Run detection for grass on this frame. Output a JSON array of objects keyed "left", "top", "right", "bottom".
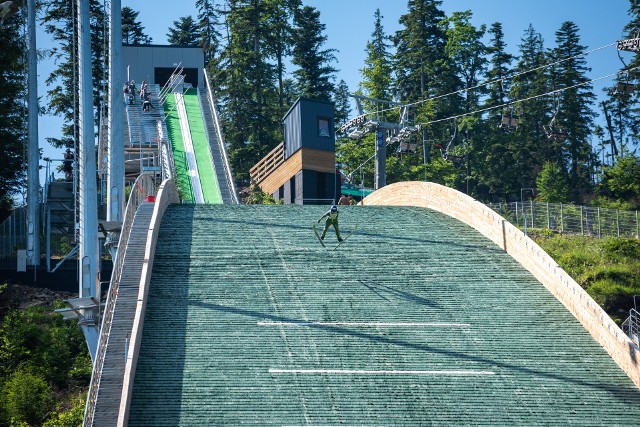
[{"left": 530, "top": 231, "right": 640, "bottom": 324}]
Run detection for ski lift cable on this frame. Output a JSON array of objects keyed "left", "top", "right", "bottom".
[
  {"left": 354, "top": 42, "right": 617, "bottom": 120},
  {"left": 420, "top": 66, "right": 640, "bottom": 127}
]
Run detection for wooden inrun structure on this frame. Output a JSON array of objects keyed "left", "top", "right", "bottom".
[{"left": 250, "top": 143, "right": 335, "bottom": 195}]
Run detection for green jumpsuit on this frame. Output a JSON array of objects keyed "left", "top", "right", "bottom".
[{"left": 319, "top": 209, "right": 342, "bottom": 241}]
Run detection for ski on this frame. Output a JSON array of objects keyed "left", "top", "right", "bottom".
[
  {"left": 312, "top": 224, "right": 326, "bottom": 247},
  {"left": 333, "top": 225, "right": 358, "bottom": 250}
]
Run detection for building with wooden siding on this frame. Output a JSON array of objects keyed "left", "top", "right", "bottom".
[{"left": 250, "top": 97, "right": 339, "bottom": 205}]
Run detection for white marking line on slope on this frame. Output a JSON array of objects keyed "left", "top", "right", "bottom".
[
  {"left": 283, "top": 425, "right": 391, "bottom": 427},
  {"left": 269, "top": 368, "right": 495, "bottom": 375},
  {"left": 257, "top": 321, "right": 470, "bottom": 327}
]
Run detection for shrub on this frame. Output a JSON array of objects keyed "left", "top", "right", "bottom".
[
  {"left": 602, "top": 237, "right": 640, "bottom": 260},
  {"left": 2, "top": 369, "right": 55, "bottom": 426},
  {"left": 42, "top": 395, "right": 85, "bottom": 427},
  {"left": 533, "top": 234, "right": 640, "bottom": 324}
]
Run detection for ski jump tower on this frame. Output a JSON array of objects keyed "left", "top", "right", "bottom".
[{"left": 250, "top": 98, "right": 339, "bottom": 204}]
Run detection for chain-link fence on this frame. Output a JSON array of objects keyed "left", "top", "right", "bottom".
[{"left": 487, "top": 201, "right": 640, "bottom": 238}]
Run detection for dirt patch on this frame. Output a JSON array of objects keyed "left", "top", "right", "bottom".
[{"left": 0, "top": 282, "right": 78, "bottom": 318}]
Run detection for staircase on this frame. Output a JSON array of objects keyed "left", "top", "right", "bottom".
[
  {"left": 124, "top": 84, "right": 170, "bottom": 180},
  {"left": 46, "top": 182, "right": 75, "bottom": 240},
  {"left": 198, "top": 87, "right": 235, "bottom": 204},
  {"left": 87, "top": 203, "right": 155, "bottom": 426}
]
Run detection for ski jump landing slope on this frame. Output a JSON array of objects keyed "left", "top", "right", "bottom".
[{"left": 125, "top": 185, "right": 640, "bottom": 426}]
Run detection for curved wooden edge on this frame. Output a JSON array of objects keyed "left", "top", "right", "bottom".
[
  {"left": 363, "top": 181, "right": 640, "bottom": 389},
  {"left": 118, "top": 179, "right": 180, "bottom": 426}
]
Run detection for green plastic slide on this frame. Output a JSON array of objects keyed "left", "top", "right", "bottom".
[
  {"left": 182, "top": 89, "right": 222, "bottom": 204},
  {"left": 164, "top": 94, "right": 194, "bottom": 203}
]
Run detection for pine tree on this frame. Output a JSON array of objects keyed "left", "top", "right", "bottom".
[
  {"left": 439, "top": 11, "right": 487, "bottom": 195},
  {"left": 392, "top": 0, "right": 458, "bottom": 190},
  {"left": 334, "top": 79, "right": 351, "bottom": 129},
  {"left": 121, "top": 7, "right": 152, "bottom": 45},
  {"left": 196, "top": 0, "right": 221, "bottom": 65},
  {"left": 359, "top": 9, "right": 393, "bottom": 103},
  {"left": 0, "top": 2, "right": 27, "bottom": 213},
  {"left": 485, "top": 23, "right": 513, "bottom": 109},
  {"left": 536, "top": 161, "right": 570, "bottom": 203},
  {"left": 218, "top": 0, "right": 281, "bottom": 184},
  {"left": 442, "top": 11, "right": 486, "bottom": 113},
  {"left": 475, "top": 22, "right": 516, "bottom": 200},
  {"left": 167, "top": 16, "right": 200, "bottom": 46},
  {"left": 550, "top": 21, "right": 596, "bottom": 202},
  {"left": 601, "top": 0, "right": 640, "bottom": 157},
  {"left": 263, "top": 0, "right": 301, "bottom": 112},
  {"left": 41, "top": 0, "right": 107, "bottom": 149},
  {"left": 393, "top": 0, "right": 447, "bottom": 103},
  {"left": 291, "top": 5, "right": 336, "bottom": 100},
  {"left": 509, "top": 25, "right": 552, "bottom": 195}
]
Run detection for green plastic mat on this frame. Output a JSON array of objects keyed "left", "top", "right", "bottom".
[
  {"left": 183, "top": 89, "right": 222, "bottom": 204},
  {"left": 163, "top": 94, "right": 194, "bottom": 203},
  {"left": 129, "top": 205, "right": 640, "bottom": 425}
]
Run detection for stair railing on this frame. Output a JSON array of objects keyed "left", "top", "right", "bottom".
[
  {"left": 157, "top": 118, "right": 175, "bottom": 181},
  {"left": 159, "top": 70, "right": 185, "bottom": 107},
  {"left": 622, "top": 308, "right": 639, "bottom": 346},
  {"left": 203, "top": 69, "right": 239, "bottom": 203},
  {"left": 83, "top": 173, "right": 156, "bottom": 427},
  {"left": 158, "top": 62, "right": 183, "bottom": 103}
]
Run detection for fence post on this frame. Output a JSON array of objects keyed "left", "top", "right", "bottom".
[
  {"left": 531, "top": 199, "right": 534, "bottom": 229},
  {"left": 580, "top": 206, "right": 584, "bottom": 236},
  {"left": 597, "top": 207, "right": 601, "bottom": 238},
  {"left": 560, "top": 203, "right": 564, "bottom": 233},
  {"left": 547, "top": 202, "right": 550, "bottom": 230},
  {"left": 616, "top": 209, "right": 620, "bottom": 237},
  {"left": 515, "top": 202, "right": 519, "bottom": 227},
  {"left": 636, "top": 210, "right": 639, "bottom": 239}
]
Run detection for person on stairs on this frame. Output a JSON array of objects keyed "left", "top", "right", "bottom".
[
  {"left": 317, "top": 205, "right": 343, "bottom": 242},
  {"left": 142, "top": 92, "right": 154, "bottom": 112}
]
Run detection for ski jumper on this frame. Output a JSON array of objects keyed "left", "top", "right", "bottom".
[{"left": 318, "top": 209, "right": 342, "bottom": 241}]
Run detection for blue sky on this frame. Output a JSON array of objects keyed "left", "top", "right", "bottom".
[{"left": 35, "top": 0, "right": 633, "bottom": 179}]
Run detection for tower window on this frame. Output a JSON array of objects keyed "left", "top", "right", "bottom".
[{"left": 318, "top": 117, "right": 331, "bottom": 137}]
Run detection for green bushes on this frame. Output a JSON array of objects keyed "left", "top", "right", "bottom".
[
  {"left": 2, "top": 370, "right": 55, "bottom": 426},
  {"left": 533, "top": 234, "right": 640, "bottom": 324},
  {"left": 0, "top": 293, "right": 90, "bottom": 427}
]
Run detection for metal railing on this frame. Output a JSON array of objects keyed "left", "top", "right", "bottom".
[
  {"left": 0, "top": 207, "right": 27, "bottom": 269},
  {"left": 158, "top": 63, "right": 184, "bottom": 105},
  {"left": 157, "top": 118, "right": 174, "bottom": 181},
  {"left": 203, "top": 69, "right": 239, "bottom": 204},
  {"left": 622, "top": 309, "right": 639, "bottom": 345},
  {"left": 487, "top": 201, "right": 640, "bottom": 238},
  {"left": 83, "top": 173, "right": 156, "bottom": 427}
]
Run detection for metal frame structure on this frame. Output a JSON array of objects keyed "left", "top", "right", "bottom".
[
  {"left": 77, "top": 0, "right": 100, "bottom": 359},
  {"left": 339, "top": 95, "right": 421, "bottom": 189},
  {"left": 26, "top": 0, "right": 39, "bottom": 267}
]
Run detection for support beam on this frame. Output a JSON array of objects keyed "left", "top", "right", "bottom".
[
  {"left": 375, "top": 129, "right": 386, "bottom": 189},
  {"left": 78, "top": 0, "right": 99, "bottom": 360},
  {"left": 107, "top": 0, "right": 124, "bottom": 258},
  {"left": 26, "top": 0, "right": 39, "bottom": 266}
]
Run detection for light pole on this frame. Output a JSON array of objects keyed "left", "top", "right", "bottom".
[{"left": 521, "top": 188, "right": 535, "bottom": 236}]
